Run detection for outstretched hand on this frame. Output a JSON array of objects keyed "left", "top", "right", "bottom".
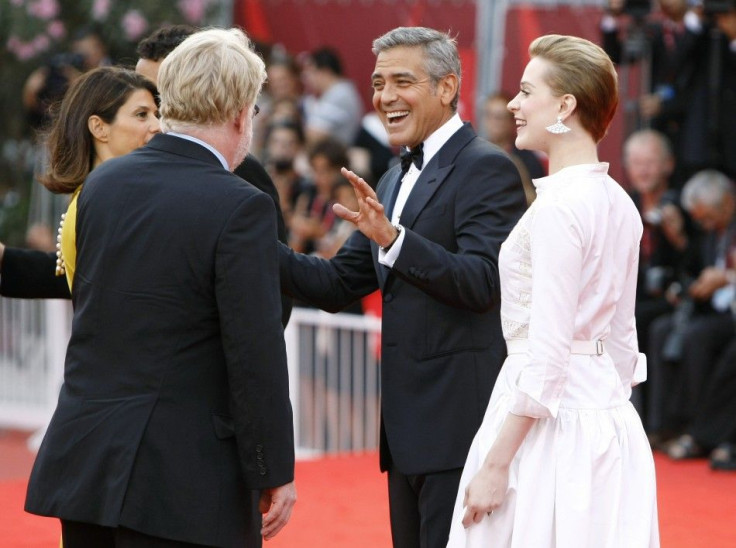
[
  {"left": 260, "top": 481, "right": 297, "bottom": 540},
  {"left": 334, "top": 167, "right": 398, "bottom": 248}
]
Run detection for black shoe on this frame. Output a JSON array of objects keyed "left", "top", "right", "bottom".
[{"left": 710, "top": 442, "right": 736, "bottom": 471}]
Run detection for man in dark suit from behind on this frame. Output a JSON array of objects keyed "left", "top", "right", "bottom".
[
  {"left": 24, "top": 28, "right": 296, "bottom": 548},
  {"left": 279, "top": 26, "right": 526, "bottom": 547},
  {"left": 1, "top": 23, "right": 293, "bottom": 326}
]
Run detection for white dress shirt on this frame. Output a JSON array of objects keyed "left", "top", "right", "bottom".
[{"left": 379, "top": 113, "right": 464, "bottom": 267}]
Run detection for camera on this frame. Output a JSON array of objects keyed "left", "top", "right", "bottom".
[
  {"left": 643, "top": 208, "right": 663, "bottom": 225},
  {"left": 47, "top": 52, "right": 86, "bottom": 72},
  {"left": 703, "top": 0, "right": 736, "bottom": 14},
  {"left": 623, "top": 0, "right": 652, "bottom": 18}
]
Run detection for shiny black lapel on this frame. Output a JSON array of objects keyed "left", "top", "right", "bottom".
[
  {"left": 375, "top": 166, "right": 404, "bottom": 288},
  {"left": 398, "top": 122, "right": 475, "bottom": 229}
]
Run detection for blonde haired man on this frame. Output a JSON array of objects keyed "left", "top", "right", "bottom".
[{"left": 25, "top": 28, "right": 296, "bottom": 547}]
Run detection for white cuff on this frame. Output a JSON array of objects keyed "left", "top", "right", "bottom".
[
  {"left": 378, "top": 224, "right": 406, "bottom": 268},
  {"left": 632, "top": 352, "right": 648, "bottom": 386}
]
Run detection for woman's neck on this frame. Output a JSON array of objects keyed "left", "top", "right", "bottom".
[{"left": 547, "top": 135, "right": 598, "bottom": 175}]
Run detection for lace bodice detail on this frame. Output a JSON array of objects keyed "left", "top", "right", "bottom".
[{"left": 499, "top": 199, "right": 538, "bottom": 341}]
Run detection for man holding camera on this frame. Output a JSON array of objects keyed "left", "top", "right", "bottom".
[{"left": 602, "top": 0, "right": 736, "bottom": 186}]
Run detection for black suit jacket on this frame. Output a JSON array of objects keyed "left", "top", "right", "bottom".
[
  {"left": 280, "top": 123, "right": 526, "bottom": 475},
  {"left": 24, "top": 134, "right": 294, "bottom": 547},
  {"left": 1, "top": 155, "right": 293, "bottom": 326}
]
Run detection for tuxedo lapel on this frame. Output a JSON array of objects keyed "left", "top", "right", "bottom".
[
  {"left": 397, "top": 164, "right": 453, "bottom": 229},
  {"left": 398, "top": 122, "right": 475, "bottom": 229},
  {"left": 376, "top": 167, "right": 404, "bottom": 288},
  {"left": 381, "top": 168, "right": 404, "bottom": 220}
]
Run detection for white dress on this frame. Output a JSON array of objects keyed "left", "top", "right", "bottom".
[{"left": 447, "top": 164, "right": 659, "bottom": 548}]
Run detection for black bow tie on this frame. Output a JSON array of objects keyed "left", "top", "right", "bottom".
[{"left": 400, "top": 143, "right": 424, "bottom": 174}]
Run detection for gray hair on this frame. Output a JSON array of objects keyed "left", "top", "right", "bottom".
[
  {"left": 623, "top": 129, "right": 673, "bottom": 163},
  {"left": 681, "top": 169, "right": 735, "bottom": 211},
  {"left": 159, "top": 28, "right": 266, "bottom": 130},
  {"left": 372, "top": 27, "right": 461, "bottom": 111}
]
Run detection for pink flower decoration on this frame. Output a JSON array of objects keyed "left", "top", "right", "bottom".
[
  {"left": 26, "top": 0, "right": 60, "bottom": 20},
  {"left": 6, "top": 36, "right": 37, "bottom": 60},
  {"left": 92, "top": 0, "right": 111, "bottom": 21},
  {"left": 178, "top": 0, "right": 209, "bottom": 24},
  {"left": 46, "top": 20, "right": 66, "bottom": 40},
  {"left": 121, "top": 9, "right": 149, "bottom": 42},
  {"left": 32, "top": 33, "right": 51, "bottom": 54}
]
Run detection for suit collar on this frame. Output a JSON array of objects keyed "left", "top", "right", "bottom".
[
  {"left": 419, "top": 113, "right": 464, "bottom": 168},
  {"left": 165, "top": 131, "right": 229, "bottom": 169},
  {"left": 435, "top": 122, "right": 476, "bottom": 167},
  {"left": 145, "top": 133, "right": 226, "bottom": 168}
]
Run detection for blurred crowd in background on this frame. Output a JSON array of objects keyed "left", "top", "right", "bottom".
[{"left": 2, "top": 0, "right": 736, "bottom": 469}]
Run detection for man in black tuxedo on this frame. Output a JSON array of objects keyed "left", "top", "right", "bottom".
[
  {"left": 24, "top": 28, "right": 295, "bottom": 547},
  {"left": 1, "top": 23, "right": 293, "bottom": 326},
  {"left": 279, "top": 27, "right": 526, "bottom": 547}
]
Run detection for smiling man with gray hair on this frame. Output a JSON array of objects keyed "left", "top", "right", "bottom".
[
  {"left": 24, "top": 27, "right": 296, "bottom": 547},
  {"left": 279, "top": 26, "right": 525, "bottom": 547}
]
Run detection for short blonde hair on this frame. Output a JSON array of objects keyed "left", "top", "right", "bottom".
[
  {"left": 158, "top": 27, "right": 266, "bottom": 129},
  {"left": 529, "top": 34, "right": 618, "bottom": 143}
]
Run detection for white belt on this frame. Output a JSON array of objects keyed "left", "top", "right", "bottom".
[{"left": 506, "top": 339, "right": 605, "bottom": 356}]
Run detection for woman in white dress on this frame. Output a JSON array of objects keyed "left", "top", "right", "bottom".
[{"left": 447, "top": 35, "right": 659, "bottom": 547}]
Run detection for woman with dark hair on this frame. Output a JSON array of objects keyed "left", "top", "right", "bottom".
[
  {"left": 1, "top": 66, "right": 159, "bottom": 291},
  {"left": 448, "top": 35, "right": 659, "bottom": 547}
]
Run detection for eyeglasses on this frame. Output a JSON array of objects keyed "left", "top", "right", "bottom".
[{"left": 253, "top": 104, "right": 260, "bottom": 117}]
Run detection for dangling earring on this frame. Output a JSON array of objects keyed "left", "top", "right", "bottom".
[{"left": 546, "top": 116, "right": 571, "bottom": 135}]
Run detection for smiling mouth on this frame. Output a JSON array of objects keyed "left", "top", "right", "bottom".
[{"left": 386, "top": 111, "right": 409, "bottom": 124}]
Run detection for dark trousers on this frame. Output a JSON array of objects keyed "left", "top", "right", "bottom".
[
  {"left": 690, "top": 338, "right": 736, "bottom": 448},
  {"left": 61, "top": 520, "right": 220, "bottom": 548},
  {"left": 387, "top": 464, "right": 463, "bottom": 548},
  {"left": 647, "top": 311, "right": 734, "bottom": 434}
]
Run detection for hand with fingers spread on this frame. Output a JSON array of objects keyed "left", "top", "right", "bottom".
[
  {"left": 260, "top": 481, "right": 297, "bottom": 540},
  {"left": 333, "top": 167, "right": 399, "bottom": 249}
]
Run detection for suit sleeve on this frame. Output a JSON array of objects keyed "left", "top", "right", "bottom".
[
  {"left": 215, "top": 191, "right": 294, "bottom": 489},
  {"left": 1, "top": 248, "right": 71, "bottom": 299},
  {"left": 392, "top": 150, "right": 526, "bottom": 313},
  {"left": 279, "top": 228, "right": 379, "bottom": 313},
  {"left": 511, "top": 201, "right": 583, "bottom": 419}
]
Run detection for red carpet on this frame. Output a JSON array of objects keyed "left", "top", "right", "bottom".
[{"left": 2, "top": 431, "right": 735, "bottom": 547}]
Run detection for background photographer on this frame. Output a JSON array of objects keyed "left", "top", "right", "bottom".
[
  {"left": 600, "top": 0, "right": 736, "bottom": 186},
  {"left": 646, "top": 169, "right": 736, "bottom": 446},
  {"left": 22, "top": 27, "right": 111, "bottom": 132},
  {"left": 702, "top": 0, "right": 736, "bottom": 179},
  {"left": 623, "top": 129, "right": 693, "bottom": 423}
]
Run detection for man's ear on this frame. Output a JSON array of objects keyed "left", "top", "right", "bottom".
[
  {"left": 88, "top": 115, "right": 108, "bottom": 142},
  {"left": 438, "top": 74, "right": 459, "bottom": 108},
  {"left": 234, "top": 107, "right": 249, "bottom": 134}
]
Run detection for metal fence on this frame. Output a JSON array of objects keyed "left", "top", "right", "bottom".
[
  {"left": 286, "top": 307, "right": 382, "bottom": 457},
  {"left": 0, "top": 303, "right": 382, "bottom": 456},
  {"left": 0, "top": 299, "right": 69, "bottom": 431}
]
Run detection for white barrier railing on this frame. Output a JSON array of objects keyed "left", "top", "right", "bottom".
[
  {"left": 0, "top": 299, "right": 69, "bottom": 431},
  {"left": 285, "top": 307, "right": 382, "bottom": 457},
  {"left": 0, "top": 302, "right": 382, "bottom": 457}
]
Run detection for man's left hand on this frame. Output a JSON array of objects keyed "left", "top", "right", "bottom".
[
  {"left": 333, "top": 167, "right": 398, "bottom": 248},
  {"left": 260, "top": 481, "right": 297, "bottom": 540}
]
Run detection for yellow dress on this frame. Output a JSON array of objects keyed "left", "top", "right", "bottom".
[{"left": 56, "top": 186, "right": 81, "bottom": 291}]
